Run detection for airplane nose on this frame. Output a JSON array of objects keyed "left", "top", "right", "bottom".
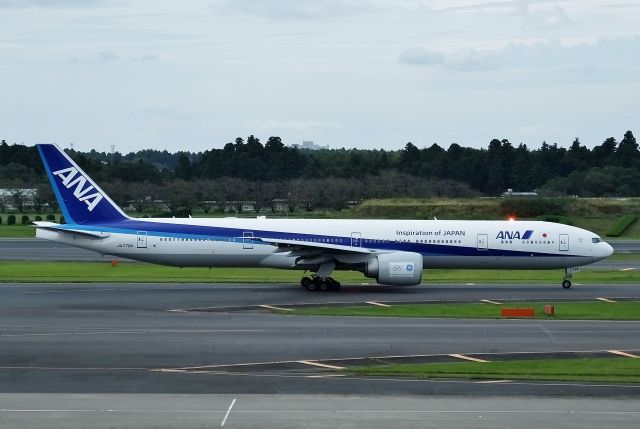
[{"left": 602, "top": 242, "right": 614, "bottom": 258}]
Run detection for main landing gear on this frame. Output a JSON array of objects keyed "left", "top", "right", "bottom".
[
  {"left": 300, "top": 261, "right": 340, "bottom": 292},
  {"left": 300, "top": 275, "right": 341, "bottom": 292},
  {"left": 562, "top": 268, "right": 572, "bottom": 289}
]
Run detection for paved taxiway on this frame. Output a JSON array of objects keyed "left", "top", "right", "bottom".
[
  {"left": 0, "top": 282, "right": 639, "bottom": 397},
  {"left": 1, "top": 282, "right": 639, "bottom": 427},
  {"left": 2, "top": 394, "right": 639, "bottom": 429}
]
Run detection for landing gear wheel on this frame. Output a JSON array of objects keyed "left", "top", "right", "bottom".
[
  {"left": 328, "top": 281, "right": 341, "bottom": 292},
  {"left": 301, "top": 277, "right": 312, "bottom": 290},
  {"left": 306, "top": 281, "right": 317, "bottom": 291},
  {"left": 562, "top": 280, "right": 572, "bottom": 289},
  {"left": 319, "top": 281, "right": 329, "bottom": 292}
]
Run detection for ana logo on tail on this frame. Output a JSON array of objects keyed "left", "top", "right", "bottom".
[{"left": 52, "top": 166, "right": 104, "bottom": 212}]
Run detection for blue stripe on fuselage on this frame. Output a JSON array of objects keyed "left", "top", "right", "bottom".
[{"left": 53, "top": 219, "right": 568, "bottom": 258}]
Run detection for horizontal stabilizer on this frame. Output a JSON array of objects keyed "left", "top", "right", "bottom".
[{"left": 33, "top": 222, "right": 110, "bottom": 239}]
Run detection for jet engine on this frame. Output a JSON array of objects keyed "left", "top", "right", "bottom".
[{"left": 363, "top": 251, "right": 423, "bottom": 286}]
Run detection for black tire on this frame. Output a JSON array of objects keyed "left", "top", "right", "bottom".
[
  {"left": 301, "top": 277, "right": 312, "bottom": 289},
  {"left": 329, "top": 282, "right": 341, "bottom": 292},
  {"left": 307, "top": 281, "right": 317, "bottom": 291},
  {"left": 319, "top": 281, "right": 329, "bottom": 292},
  {"left": 562, "top": 280, "right": 572, "bottom": 289}
]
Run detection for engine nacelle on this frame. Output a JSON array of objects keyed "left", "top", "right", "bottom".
[{"left": 363, "top": 252, "right": 423, "bottom": 286}]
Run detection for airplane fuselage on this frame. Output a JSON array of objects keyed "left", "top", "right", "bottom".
[{"left": 36, "top": 217, "right": 612, "bottom": 271}]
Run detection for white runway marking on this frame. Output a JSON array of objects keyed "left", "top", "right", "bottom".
[
  {"left": 366, "top": 301, "right": 391, "bottom": 307},
  {"left": 449, "top": 354, "right": 490, "bottom": 363},
  {"left": 220, "top": 398, "right": 236, "bottom": 427},
  {"left": 24, "top": 288, "right": 132, "bottom": 294},
  {"left": 476, "top": 380, "right": 512, "bottom": 384},
  {"left": 608, "top": 350, "right": 640, "bottom": 359},
  {"left": 480, "top": 299, "right": 502, "bottom": 305},
  {"left": 258, "top": 304, "right": 293, "bottom": 311},
  {"left": 297, "top": 360, "right": 346, "bottom": 370},
  {"left": 465, "top": 283, "right": 476, "bottom": 286},
  {"left": 621, "top": 267, "right": 636, "bottom": 271},
  {"left": 596, "top": 297, "right": 617, "bottom": 303},
  {"left": 306, "top": 374, "right": 346, "bottom": 378}
]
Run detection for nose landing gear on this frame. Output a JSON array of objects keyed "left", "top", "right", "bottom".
[{"left": 562, "top": 268, "right": 572, "bottom": 289}]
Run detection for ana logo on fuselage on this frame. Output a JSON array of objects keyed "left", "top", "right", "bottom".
[
  {"left": 496, "top": 230, "right": 533, "bottom": 240},
  {"left": 52, "top": 167, "right": 104, "bottom": 212}
]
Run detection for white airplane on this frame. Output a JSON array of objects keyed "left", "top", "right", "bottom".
[{"left": 34, "top": 143, "right": 613, "bottom": 292}]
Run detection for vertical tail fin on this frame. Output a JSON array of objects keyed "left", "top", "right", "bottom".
[{"left": 36, "top": 144, "right": 128, "bottom": 224}]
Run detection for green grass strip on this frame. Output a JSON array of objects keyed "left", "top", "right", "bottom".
[
  {"left": 350, "top": 357, "right": 640, "bottom": 383},
  {"left": 607, "top": 214, "right": 638, "bottom": 237},
  {"left": 1, "top": 261, "right": 640, "bottom": 284},
  {"left": 288, "top": 301, "right": 640, "bottom": 320},
  {"left": 0, "top": 225, "right": 37, "bottom": 238}
]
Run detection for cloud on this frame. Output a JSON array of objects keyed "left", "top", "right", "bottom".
[
  {"left": 564, "top": 63, "right": 598, "bottom": 76},
  {"left": 434, "top": 1, "right": 570, "bottom": 31},
  {"left": 399, "top": 37, "right": 640, "bottom": 73},
  {"left": 68, "top": 51, "right": 119, "bottom": 64},
  {"left": 249, "top": 119, "right": 341, "bottom": 132},
  {"left": 130, "top": 54, "right": 158, "bottom": 62},
  {"left": 521, "top": 4, "right": 570, "bottom": 30},
  {"left": 221, "top": 0, "right": 374, "bottom": 19},
  {"left": 398, "top": 47, "right": 445, "bottom": 66},
  {"left": 599, "top": 2, "right": 640, "bottom": 8},
  {"left": 445, "top": 47, "right": 503, "bottom": 71},
  {"left": 0, "top": 0, "right": 113, "bottom": 8}
]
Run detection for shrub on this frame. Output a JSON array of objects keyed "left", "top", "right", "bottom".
[
  {"left": 500, "top": 198, "right": 565, "bottom": 218},
  {"left": 34, "top": 215, "right": 43, "bottom": 221},
  {"left": 21, "top": 215, "right": 30, "bottom": 225},
  {"left": 46, "top": 214, "right": 55, "bottom": 221},
  {"left": 0, "top": 216, "right": 2, "bottom": 225},
  {"left": 171, "top": 208, "right": 192, "bottom": 218},
  {"left": 536, "top": 215, "right": 575, "bottom": 226},
  {"left": 7, "top": 215, "right": 16, "bottom": 225},
  {"left": 606, "top": 214, "right": 638, "bottom": 237}
]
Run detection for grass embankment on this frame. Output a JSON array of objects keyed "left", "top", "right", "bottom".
[
  {"left": 287, "top": 301, "right": 640, "bottom": 320},
  {"left": 1, "top": 261, "right": 640, "bottom": 283},
  {"left": 352, "top": 198, "right": 640, "bottom": 238},
  {"left": 0, "top": 225, "right": 35, "bottom": 238},
  {"left": 350, "top": 358, "right": 640, "bottom": 383},
  {"left": 0, "top": 261, "right": 371, "bottom": 283},
  {"left": 607, "top": 214, "right": 639, "bottom": 237}
]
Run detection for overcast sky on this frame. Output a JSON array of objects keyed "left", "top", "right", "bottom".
[{"left": 1, "top": 0, "right": 638, "bottom": 152}]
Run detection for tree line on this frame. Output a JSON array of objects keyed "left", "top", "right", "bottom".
[{"left": 0, "top": 130, "right": 637, "bottom": 213}]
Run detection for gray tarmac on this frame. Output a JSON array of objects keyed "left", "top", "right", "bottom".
[
  {"left": 1, "top": 281, "right": 639, "bottom": 428},
  {"left": 0, "top": 282, "right": 639, "bottom": 396},
  {"left": 2, "top": 394, "right": 639, "bottom": 429}
]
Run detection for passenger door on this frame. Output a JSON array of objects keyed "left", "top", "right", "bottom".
[
  {"left": 476, "top": 234, "right": 488, "bottom": 251},
  {"left": 351, "top": 232, "right": 362, "bottom": 247},
  {"left": 137, "top": 231, "right": 147, "bottom": 249},
  {"left": 559, "top": 234, "right": 569, "bottom": 251}
]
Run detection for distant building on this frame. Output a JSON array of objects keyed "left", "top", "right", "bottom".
[
  {"left": 501, "top": 188, "right": 538, "bottom": 197},
  {"left": 292, "top": 140, "right": 329, "bottom": 150},
  {"left": 0, "top": 188, "right": 37, "bottom": 210}
]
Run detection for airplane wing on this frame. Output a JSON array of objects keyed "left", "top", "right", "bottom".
[
  {"left": 254, "top": 236, "right": 374, "bottom": 254},
  {"left": 33, "top": 222, "right": 110, "bottom": 239}
]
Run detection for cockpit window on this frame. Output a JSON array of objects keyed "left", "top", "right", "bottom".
[{"left": 592, "top": 237, "right": 601, "bottom": 243}]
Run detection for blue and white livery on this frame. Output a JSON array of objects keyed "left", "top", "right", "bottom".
[{"left": 34, "top": 144, "right": 613, "bottom": 291}]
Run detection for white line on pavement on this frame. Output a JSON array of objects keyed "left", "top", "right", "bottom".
[
  {"left": 221, "top": 398, "right": 236, "bottom": 427},
  {"left": 449, "top": 354, "right": 490, "bottom": 363}
]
